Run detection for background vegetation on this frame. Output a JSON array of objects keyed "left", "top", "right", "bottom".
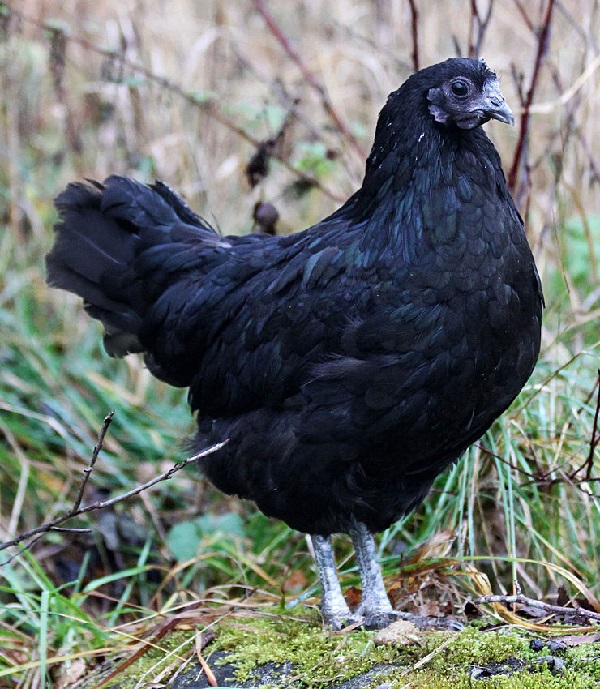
[{"left": 1, "top": 0, "right": 600, "bottom": 685}]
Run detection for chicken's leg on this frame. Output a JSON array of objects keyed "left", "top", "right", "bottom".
[
  {"left": 311, "top": 534, "right": 360, "bottom": 629},
  {"left": 349, "top": 522, "right": 396, "bottom": 629}
]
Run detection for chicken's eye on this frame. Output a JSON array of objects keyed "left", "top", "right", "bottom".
[{"left": 451, "top": 79, "right": 470, "bottom": 98}]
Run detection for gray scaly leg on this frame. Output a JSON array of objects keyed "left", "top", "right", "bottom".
[
  {"left": 310, "top": 534, "right": 360, "bottom": 629},
  {"left": 349, "top": 522, "right": 396, "bottom": 629}
]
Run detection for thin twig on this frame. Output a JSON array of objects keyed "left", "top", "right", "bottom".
[
  {"left": 47, "top": 527, "right": 93, "bottom": 534},
  {"left": 473, "top": 592, "right": 600, "bottom": 624},
  {"left": 249, "top": 0, "right": 366, "bottom": 159},
  {"left": 396, "top": 636, "right": 455, "bottom": 687},
  {"left": 585, "top": 372, "right": 600, "bottom": 481},
  {"left": 511, "top": 0, "right": 536, "bottom": 32},
  {"left": 508, "top": 0, "right": 556, "bottom": 195},
  {"left": 407, "top": 0, "right": 420, "bottom": 71},
  {"left": 73, "top": 410, "right": 114, "bottom": 511},
  {"left": 569, "top": 370, "right": 600, "bottom": 481},
  {"left": 468, "top": 0, "right": 494, "bottom": 57},
  {"left": 0, "top": 438, "right": 227, "bottom": 555},
  {"left": 75, "top": 444, "right": 226, "bottom": 513}
]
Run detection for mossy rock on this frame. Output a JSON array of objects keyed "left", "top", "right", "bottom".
[{"left": 77, "top": 614, "right": 600, "bottom": 689}]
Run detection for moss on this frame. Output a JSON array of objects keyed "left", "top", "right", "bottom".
[
  {"left": 568, "top": 643, "right": 600, "bottom": 680},
  {"left": 209, "top": 611, "right": 400, "bottom": 685},
  {"left": 208, "top": 616, "right": 600, "bottom": 689},
  {"left": 208, "top": 616, "right": 531, "bottom": 687},
  {"left": 402, "top": 625, "right": 532, "bottom": 669},
  {"left": 94, "top": 614, "right": 600, "bottom": 688}
]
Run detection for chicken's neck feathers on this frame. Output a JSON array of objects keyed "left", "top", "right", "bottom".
[{"left": 331, "top": 115, "right": 513, "bottom": 268}]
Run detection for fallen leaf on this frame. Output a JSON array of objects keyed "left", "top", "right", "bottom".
[
  {"left": 344, "top": 586, "right": 362, "bottom": 608},
  {"left": 373, "top": 620, "right": 421, "bottom": 646}
]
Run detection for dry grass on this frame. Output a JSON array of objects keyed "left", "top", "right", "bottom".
[{"left": 5, "top": 1, "right": 599, "bottom": 239}]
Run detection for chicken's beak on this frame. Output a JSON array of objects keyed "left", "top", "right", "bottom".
[{"left": 483, "top": 82, "right": 514, "bottom": 125}]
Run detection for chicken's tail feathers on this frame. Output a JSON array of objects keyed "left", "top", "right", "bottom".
[{"left": 46, "top": 175, "right": 219, "bottom": 358}]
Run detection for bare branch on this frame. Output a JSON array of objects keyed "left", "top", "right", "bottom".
[
  {"left": 468, "top": 0, "right": 494, "bottom": 57},
  {"left": 473, "top": 591, "right": 600, "bottom": 624},
  {"left": 569, "top": 370, "right": 600, "bottom": 481},
  {"left": 508, "top": 0, "right": 556, "bottom": 197},
  {"left": 73, "top": 410, "right": 114, "bottom": 511},
  {"left": 0, "top": 410, "right": 227, "bottom": 558},
  {"left": 48, "top": 527, "right": 93, "bottom": 534},
  {"left": 587, "top": 372, "right": 600, "bottom": 482},
  {"left": 74, "top": 443, "right": 227, "bottom": 514},
  {"left": 406, "top": 0, "right": 420, "bottom": 71}
]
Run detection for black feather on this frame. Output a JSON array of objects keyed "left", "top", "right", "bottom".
[{"left": 46, "top": 57, "right": 543, "bottom": 537}]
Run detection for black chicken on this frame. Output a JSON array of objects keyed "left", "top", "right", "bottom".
[{"left": 46, "top": 58, "right": 543, "bottom": 630}]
